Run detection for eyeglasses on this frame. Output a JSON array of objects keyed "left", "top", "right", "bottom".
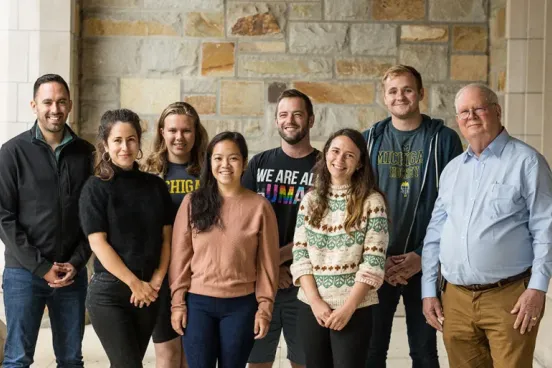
[{"left": 456, "top": 104, "right": 495, "bottom": 120}]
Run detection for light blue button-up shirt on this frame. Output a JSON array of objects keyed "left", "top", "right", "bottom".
[{"left": 422, "top": 129, "right": 552, "bottom": 298}]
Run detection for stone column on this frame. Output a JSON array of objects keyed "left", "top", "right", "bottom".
[{"left": 0, "top": 0, "right": 78, "bottom": 278}]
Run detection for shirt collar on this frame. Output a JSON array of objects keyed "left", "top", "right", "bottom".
[
  {"left": 463, "top": 128, "right": 509, "bottom": 162},
  {"left": 35, "top": 124, "right": 73, "bottom": 146}
]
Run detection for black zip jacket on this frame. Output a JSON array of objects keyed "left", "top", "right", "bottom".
[{"left": 0, "top": 122, "right": 95, "bottom": 277}]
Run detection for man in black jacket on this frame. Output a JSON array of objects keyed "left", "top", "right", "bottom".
[{"left": 0, "top": 74, "right": 94, "bottom": 367}]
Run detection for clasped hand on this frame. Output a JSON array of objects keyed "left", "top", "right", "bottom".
[
  {"left": 310, "top": 298, "right": 355, "bottom": 331},
  {"left": 129, "top": 278, "right": 159, "bottom": 308},
  {"left": 385, "top": 252, "right": 422, "bottom": 286}
]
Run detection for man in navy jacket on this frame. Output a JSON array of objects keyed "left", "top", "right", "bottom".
[
  {"left": 0, "top": 74, "right": 94, "bottom": 367},
  {"left": 363, "top": 65, "right": 463, "bottom": 368}
]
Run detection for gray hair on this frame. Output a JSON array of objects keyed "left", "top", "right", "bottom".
[{"left": 454, "top": 83, "right": 499, "bottom": 112}]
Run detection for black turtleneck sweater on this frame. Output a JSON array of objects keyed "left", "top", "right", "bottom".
[{"left": 78, "top": 166, "right": 172, "bottom": 280}]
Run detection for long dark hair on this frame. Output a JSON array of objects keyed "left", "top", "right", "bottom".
[
  {"left": 142, "top": 102, "right": 208, "bottom": 176},
  {"left": 309, "top": 128, "right": 385, "bottom": 233},
  {"left": 190, "top": 131, "right": 248, "bottom": 232},
  {"left": 94, "top": 108, "right": 142, "bottom": 181}
]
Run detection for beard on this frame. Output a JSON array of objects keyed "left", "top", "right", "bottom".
[{"left": 278, "top": 125, "right": 309, "bottom": 145}]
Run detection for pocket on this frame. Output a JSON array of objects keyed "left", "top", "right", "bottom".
[
  {"left": 93, "top": 272, "right": 121, "bottom": 284},
  {"left": 484, "top": 184, "right": 523, "bottom": 219}
]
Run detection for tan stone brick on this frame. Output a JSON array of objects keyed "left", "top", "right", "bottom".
[
  {"left": 430, "top": 84, "right": 460, "bottom": 117},
  {"left": 120, "top": 78, "right": 180, "bottom": 115},
  {"left": 238, "top": 55, "right": 333, "bottom": 79},
  {"left": 491, "top": 7, "right": 506, "bottom": 42},
  {"left": 324, "top": 0, "right": 370, "bottom": 21},
  {"left": 82, "top": 0, "right": 140, "bottom": 8},
  {"left": 83, "top": 17, "right": 178, "bottom": 36},
  {"left": 351, "top": 24, "right": 397, "bottom": 56},
  {"left": 336, "top": 57, "right": 395, "bottom": 79},
  {"left": 373, "top": 0, "right": 425, "bottom": 21},
  {"left": 203, "top": 119, "right": 264, "bottom": 140},
  {"left": 399, "top": 45, "right": 448, "bottom": 82},
  {"left": 82, "top": 39, "right": 141, "bottom": 76},
  {"left": 290, "top": 23, "right": 348, "bottom": 54},
  {"left": 238, "top": 42, "right": 286, "bottom": 53},
  {"left": 184, "top": 12, "right": 224, "bottom": 37},
  {"left": 290, "top": 3, "right": 322, "bottom": 20},
  {"left": 220, "top": 81, "right": 264, "bottom": 116},
  {"left": 453, "top": 26, "right": 488, "bottom": 52},
  {"left": 227, "top": 3, "right": 286, "bottom": 38},
  {"left": 429, "top": 0, "right": 487, "bottom": 22},
  {"left": 450, "top": 55, "right": 488, "bottom": 81},
  {"left": 201, "top": 42, "right": 235, "bottom": 76},
  {"left": 401, "top": 25, "right": 448, "bottom": 42},
  {"left": 292, "top": 82, "right": 375, "bottom": 104},
  {"left": 183, "top": 95, "right": 217, "bottom": 115},
  {"left": 141, "top": 39, "right": 199, "bottom": 77}
]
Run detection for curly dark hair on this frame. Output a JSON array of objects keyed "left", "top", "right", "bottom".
[{"left": 94, "top": 108, "right": 142, "bottom": 181}]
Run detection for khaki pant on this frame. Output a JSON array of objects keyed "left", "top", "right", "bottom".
[{"left": 441, "top": 278, "right": 540, "bottom": 368}]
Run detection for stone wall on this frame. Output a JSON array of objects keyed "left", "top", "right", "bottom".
[{"left": 79, "top": 0, "right": 497, "bottom": 154}]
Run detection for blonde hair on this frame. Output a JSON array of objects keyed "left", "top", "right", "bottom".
[
  {"left": 142, "top": 102, "right": 208, "bottom": 177},
  {"left": 381, "top": 64, "right": 423, "bottom": 91}
]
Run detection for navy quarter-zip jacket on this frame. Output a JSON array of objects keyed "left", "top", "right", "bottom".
[
  {"left": 363, "top": 115, "right": 464, "bottom": 256},
  {"left": 0, "top": 122, "right": 95, "bottom": 277}
]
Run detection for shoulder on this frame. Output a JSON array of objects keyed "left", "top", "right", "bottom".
[
  {"left": 436, "top": 125, "right": 462, "bottom": 145},
  {"left": 249, "top": 147, "right": 281, "bottom": 164},
  {"left": 364, "top": 191, "right": 386, "bottom": 209},
  {"left": 0, "top": 130, "right": 33, "bottom": 154},
  {"left": 81, "top": 176, "right": 110, "bottom": 199},
  {"left": 73, "top": 138, "right": 95, "bottom": 155},
  {"left": 505, "top": 137, "right": 545, "bottom": 168},
  {"left": 300, "top": 191, "right": 316, "bottom": 210}
]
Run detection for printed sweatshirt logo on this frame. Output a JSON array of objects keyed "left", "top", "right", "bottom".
[
  {"left": 255, "top": 169, "right": 314, "bottom": 205},
  {"left": 166, "top": 179, "right": 200, "bottom": 194}
]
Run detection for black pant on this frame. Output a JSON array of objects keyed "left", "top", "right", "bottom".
[
  {"left": 86, "top": 272, "right": 160, "bottom": 368},
  {"left": 367, "top": 273, "right": 439, "bottom": 368},
  {"left": 297, "top": 302, "right": 373, "bottom": 368}
]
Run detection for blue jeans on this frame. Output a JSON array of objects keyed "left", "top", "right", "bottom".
[
  {"left": 184, "top": 293, "right": 257, "bottom": 368},
  {"left": 366, "top": 272, "right": 439, "bottom": 368},
  {"left": 2, "top": 267, "right": 87, "bottom": 368}
]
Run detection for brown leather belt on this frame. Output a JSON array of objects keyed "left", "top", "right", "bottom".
[{"left": 456, "top": 268, "right": 531, "bottom": 292}]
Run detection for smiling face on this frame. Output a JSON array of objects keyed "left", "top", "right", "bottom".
[
  {"left": 211, "top": 139, "right": 246, "bottom": 188},
  {"left": 31, "top": 82, "right": 73, "bottom": 135},
  {"left": 276, "top": 97, "right": 313, "bottom": 145},
  {"left": 455, "top": 86, "right": 502, "bottom": 142},
  {"left": 161, "top": 114, "right": 196, "bottom": 163},
  {"left": 105, "top": 122, "right": 140, "bottom": 170},
  {"left": 383, "top": 73, "right": 424, "bottom": 120},
  {"left": 325, "top": 135, "right": 361, "bottom": 186}
]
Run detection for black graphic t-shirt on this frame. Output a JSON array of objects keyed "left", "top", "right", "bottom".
[
  {"left": 377, "top": 123, "right": 427, "bottom": 255},
  {"left": 164, "top": 162, "right": 200, "bottom": 222},
  {"left": 242, "top": 147, "right": 319, "bottom": 255}
]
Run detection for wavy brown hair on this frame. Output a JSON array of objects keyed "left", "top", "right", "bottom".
[
  {"left": 142, "top": 102, "right": 208, "bottom": 176},
  {"left": 309, "top": 128, "right": 385, "bottom": 233},
  {"left": 94, "top": 108, "right": 142, "bottom": 181}
]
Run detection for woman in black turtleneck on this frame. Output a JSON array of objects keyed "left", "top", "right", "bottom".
[{"left": 79, "top": 108, "right": 173, "bottom": 367}]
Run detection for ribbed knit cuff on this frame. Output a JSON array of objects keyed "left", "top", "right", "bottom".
[{"left": 355, "top": 273, "right": 383, "bottom": 290}]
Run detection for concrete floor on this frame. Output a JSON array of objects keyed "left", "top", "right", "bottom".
[{"left": 3, "top": 300, "right": 546, "bottom": 367}]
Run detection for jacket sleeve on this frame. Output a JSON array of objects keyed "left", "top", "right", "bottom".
[
  {"left": 290, "top": 195, "right": 313, "bottom": 285},
  {"left": 254, "top": 200, "right": 280, "bottom": 322},
  {"left": 0, "top": 146, "right": 53, "bottom": 277},
  {"left": 169, "top": 194, "right": 194, "bottom": 312},
  {"left": 355, "top": 193, "right": 389, "bottom": 289}
]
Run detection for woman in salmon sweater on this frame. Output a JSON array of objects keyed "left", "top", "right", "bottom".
[
  {"left": 169, "top": 131, "right": 280, "bottom": 368},
  {"left": 291, "top": 128, "right": 389, "bottom": 368}
]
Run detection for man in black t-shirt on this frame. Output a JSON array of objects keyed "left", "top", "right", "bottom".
[{"left": 244, "top": 89, "right": 318, "bottom": 368}]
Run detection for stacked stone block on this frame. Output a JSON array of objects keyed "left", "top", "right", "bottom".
[{"left": 80, "top": 0, "right": 499, "bottom": 153}]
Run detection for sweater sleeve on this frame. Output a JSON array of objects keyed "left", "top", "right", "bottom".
[
  {"left": 78, "top": 177, "right": 109, "bottom": 236},
  {"left": 169, "top": 194, "right": 194, "bottom": 312},
  {"left": 290, "top": 193, "right": 313, "bottom": 286},
  {"left": 254, "top": 199, "right": 280, "bottom": 322},
  {"left": 355, "top": 193, "right": 389, "bottom": 289}
]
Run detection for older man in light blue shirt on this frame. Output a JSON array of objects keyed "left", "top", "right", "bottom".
[{"left": 422, "top": 83, "right": 552, "bottom": 368}]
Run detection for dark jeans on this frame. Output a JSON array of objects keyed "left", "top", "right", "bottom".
[
  {"left": 2, "top": 267, "right": 87, "bottom": 368},
  {"left": 184, "top": 292, "right": 257, "bottom": 368},
  {"left": 367, "top": 272, "right": 439, "bottom": 368},
  {"left": 297, "top": 302, "right": 373, "bottom": 368},
  {"left": 86, "top": 272, "right": 160, "bottom": 368}
]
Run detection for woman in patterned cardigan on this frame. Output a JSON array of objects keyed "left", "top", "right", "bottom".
[{"left": 291, "top": 128, "right": 389, "bottom": 368}]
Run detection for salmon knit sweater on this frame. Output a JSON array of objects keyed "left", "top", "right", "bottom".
[
  {"left": 169, "top": 190, "right": 280, "bottom": 321},
  {"left": 291, "top": 185, "right": 389, "bottom": 309}
]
